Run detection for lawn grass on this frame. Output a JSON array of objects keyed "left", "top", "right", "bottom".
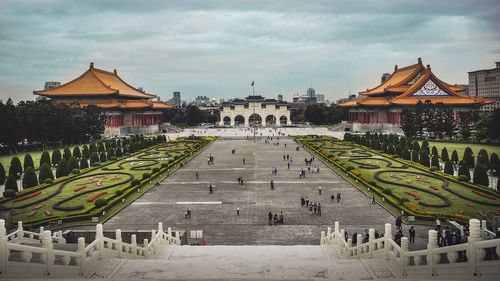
[
  {"left": 419, "top": 141, "right": 500, "bottom": 159},
  {"left": 299, "top": 136, "right": 500, "bottom": 223}
]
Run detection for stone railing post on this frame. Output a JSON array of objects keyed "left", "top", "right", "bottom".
[
  {"left": 175, "top": 231, "right": 180, "bottom": 245},
  {"left": 42, "top": 230, "right": 54, "bottom": 276},
  {"left": 150, "top": 229, "right": 157, "bottom": 255},
  {"left": 167, "top": 227, "right": 172, "bottom": 245},
  {"left": 115, "top": 229, "right": 122, "bottom": 257},
  {"left": 400, "top": 237, "right": 409, "bottom": 276},
  {"left": 327, "top": 226, "right": 332, "bottom": 241},
  {"left": 158, "top": 222, "right": 163, "bottom": 235},
  {"left": 384, "top": 223, "right": 392, "bottom": 260},
  {"left": 356, "top": 234, "right": 363, "bottom": 256},
  {"left": 143, "top": 239, "right": 149, "bottom": 258},
  {"left": 321, "top": 231, "right": 326, "bottom": 244},
  {"left": 17, "top": 221, "right": 24, "bottom": 239},
  {"left": 0, "top": 220, "right": 7, "bottom": 275},
  {"left": 347, "top": 238, "right": 352, "bottom": 256},
  {"left": 369, "top": 228, "right": 375, "bottom": 257},
  {"left": 131, "top": 235, "right": 137, "bottom": 259},
  {"left": 77, "top": 237, "right": 85, "bottom": 276},
  {"left": 340, "top": 229, "right": 345, "bottom": 245},
  {"left": 468, "top": 219, "right": 481, "bottom": 277},
  {"left": 39, "top": 226, "right": 44, "bottom": 242},
  {"left": 96, "top": 224, "right": 104, "bottom": 260},
  {"left": 427, "top": 230, "right": 438, "bottom": 277}
]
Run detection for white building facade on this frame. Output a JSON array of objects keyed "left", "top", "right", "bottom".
[
  {"left": 219, "top": 96, "right": 291, "bottom": 127},
  {"left": 469, "top": 62, "right": 500, "bottom": 112}
]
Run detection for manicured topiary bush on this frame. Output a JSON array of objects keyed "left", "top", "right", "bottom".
[
  {"left": 98, "top": 142, "right": 105, "bottom": 153},
  {"left": 71, "top": 168, "right": 80, "bottom": 174},
  {"left": 56, "top": 159, "right": 69, "bottom": 178},
  {"left": 161, "top": 163, "right": 168, "bottom": 168},
  {"left": 4, "top": 174, "right": 18, "bottom": 193},
  {"left": 99, "top": 152, "right": 107, "bottom": 162},
  {"left": 90, "top": 152, "right": 99, "bottom": 166},
  {"left": 95, "top": 198, "right": 107, "bottom": 207},
  {"left": 52, "top": 149, "right": 61, "bottom": 167},
  {"left": 430, "top": 166, "right": 439, "bottom": 171},
  {"left": 458, "top": 175, "right": 469, "bottom": 182},
  {"left": 63, "top": 147, "right": 72, "bottom": 160},
  {"left": 444, "top": 160, "right": 454, "bottom": 175},
  {"left": 403, "top": 149, "right": 411, "bottom": 160},
  {"left": 431, "top": 155, "right": 440, "bottom": 169},
  {"left": 431, "top": 146, "right": 438, "bottom": 157},
  {"left": 152, "top": 167, "right": 160, "bottom": 173},
  {"left": 142, "top": 173, "right": 151, "bottom": 180},
  {"left": 490, "top": 153, "right": 499, "bottom": 176},
  {"left": 346, "top": 166, "right": 355, "bottom": 171},
  {"left": 411, "top": 150, "right": 419, "bottom": 162},
  {"left": 44, "top": 178, "right": 53, "bottom": 184},
  {"left": 82, "top": 145, "right": 90, "bottom": 159},
  {"left": 115, "top": 189, "right": 123, "bottom": 196},
  {"left": 9, "top": 156, "right": 22, "bottom": 179},
  {"left": 421, "top": 140, "right": 429, "bottom": 153},
  {"left": 383, "top": 188, "right": 392, "bottom": 195},
  {"left": 473, "top": 164, "right": 489, "bottom": 186},
  {"left": 441, "top": 147, "right": 449, "bottom": 162},
  {"left": 38, "top": 163, "right": 54, "bottom": 183},
  {"left": 3, "top": 189, "right": 15, "bottom": 198},
  {"left": 131, "top": 179, "right": 140, "bottom": 186},
  {"left": 412, "top": 140, "right": 420, "bottom": 152},
  {"left": 68, "top": 156, "right": 79, "bottom": 171},
  {"left": 419, "top": 150, "right": 430, "bottom": 167},
  {"left": 40, "top": 151, "right": 51, "bottom": 167},
  {"left": 458, "top": 161, "right": 470, "bottom": 181},
  {"left": 23, "top": 154, "right": 35, "bottom": 170},
  {"left": 73, "top": 146, "right": 81, "bottom": 159},
  {"left": 115, "top": 148, "right": 123, "bottom": 157},
  {"left": 0, "top": 163, "right": 5, "bottom": 185},
  {"left": 80, "top": 157, "right": 89, "bottom": 169},
  {"left": 463, "top": 147, "right": 474, "bottom": 168},
  {"left": 22, "top": 167, "right": 38, "bottom": 188},
  {"left": 477, "top": 149, "right": 489, "bottom": 168},
  {"left": 451, "top": 150, "right": 459, "bottom": 163},
  {"left": 89, "top": 143, "right": 97, "bottom": 154}
]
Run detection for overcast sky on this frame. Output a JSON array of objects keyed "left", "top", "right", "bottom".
[{"left": 0, "top": 0, "right": 499, "bottom": 103}]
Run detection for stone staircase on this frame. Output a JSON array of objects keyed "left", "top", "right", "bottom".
[{"left": 93, "top": 245, "right": 395, "bottom": 280}]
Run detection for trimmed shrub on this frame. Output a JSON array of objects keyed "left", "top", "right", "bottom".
[
  {"left": 115, "top": 148, "right": 123, "bottom": 157},
  {"left": 95, "top": 198, "right": 107, "bottom": 207},
  {"left": 3, "top": 189, "right": 15, "bottom": 198},
  {"left": 152, "top": 167, "right": 160, "bottom": 173},
  {"left": 411, "top": 150, "right": 419, "bottom": 162},
  {"left": 5, "top": 174, "right": 18, "bottom": 193},
  {"left": 98, "top": 142, "right": 105, "bottom": 153},
  {"left": 73, "top": 146, "right": 82, "bottom": 159},
  {"left": 9, "top": 157, "right": 22, "bottom": 179},
  {"left": 473, "top": 164, "right": 489, "bottom": 186},
  {"left": 90, "top": 152, "right": 99, "bottom": 166},
  {"left": 430, "top": 166, "right": 439, "bottom": 171},
  {"left": 458, "top": 175, "right": 469, "bottom": 182},
  {"left": 444, "top": 160, "right": 454, "bottom": 175},
  {"left": 91, "top": 162, "right": 101, "bottom": 167},
  {"left": 44, "top": 178, "right": 53, "bottom": 184},
  {"left": 463, "top": 147, "right": 474, "bottom": 168},
  {"left": 419, "top": 150, "right": 430, "bottom": 167},
  {"left": 63, "top": 147, "right": 72, "bottom": 160},
  {"left": 115, "top": 189, "right": 124, "bottom": 196},
  {"left": 441, "top": 147, "right": 449, "bottom": 162},
  {"left": 56, "top": 159, "right": 69, "bottom": 178},
  {"left": 40, "top": 151, "right": 51, "bottom": 167},
  {"left": 38, "top": 163, "right": 54, "bottom": 183},
  {"left": 383, "top": 188, "right": 392, "bottom": 195},
  {"left": 131, "top": 179, "right": 140, "bottom": 186},
  {"left": 99, "top": 152, "right": 107, "bottom": 163},
  {"left": 161, "top": 163, "right": 168, "bottom": 168},
  {"left": 22, "top": 167, "right": 38, "bottom": 188},
  {"left": 431, "top": 155, "right": 440, "bottom": 169},
  {"left": 403, "top": 149, "right": 411, "bottom": 160},
  {"left": 0, "top": 163, "right": 5, "bottom": 185},
  {"left": 490, "top": 153, "right": 499, "bottom": 176},
  {"left": 431, "top": 146, "right": 438, "bottom": 157},
  {"left": 142, "top": 173, "right": 151, "bottom": 180},
  {"left": 82, "top": 145, "right": 90, "bottom": 159},
  {"left": 451, "top": 150, "right": 459, "bottom": 163},
  {"left": 52, "top": 149, "right": 61, "bottom": 166},
  {"left": 80, "top": 157, "right": 89, "bottom": 169},
  {"left": 71, "top": 168, "right": 80, "bottom": 174},
  {"left": 421, "top": 140, "right": 429, "bottom": 153},
  {"left": 23, "top": 154, "right": 35, "bottom": 170},
  {"left": 457, "top": 160, "right": 470, "bottom": 181},
  {"left": 89, "top": 143, "right": 97, "bottom": 154},
  {"left": 412, "top": 140, "right": 420, "bottom": 152},
  {"left": 68, "top": 156, "right": 79, "bottom": 171},
  {"left": 346, "top": 166, "right": 355, "bottom": 171}
]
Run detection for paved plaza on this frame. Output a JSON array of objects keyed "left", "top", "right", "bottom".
[{"left": 101, "top": 135, "right": 430, "bottom": 248}]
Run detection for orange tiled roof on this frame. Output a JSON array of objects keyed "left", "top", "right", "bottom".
[
  {"left": 57, "top": 99, "right": 176, "bottom": 110},
  {"left": 152, "top": 101, "right": 176, "bottom": 109},
  {"left": 34, "top": 63, "right": 156, "bottom": 99}
]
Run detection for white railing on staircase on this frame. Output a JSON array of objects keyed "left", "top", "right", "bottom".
[
  {"left": 0, "top": 219, "right": 180, "bottom": 278},
  {"left": 321, "top": 219, "right": 500, "bottom": 279}
]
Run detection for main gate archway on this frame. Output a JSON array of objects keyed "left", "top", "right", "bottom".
[
  {"left": 279, "top": 116, "right": 288, "bottom": 125},
  {"left": 223, "top": 116, "right": 231, "bottom": 125},
  {"left": 248, "top": 114, "right": 262, "bottom": 126},
  {"left": 234, "top": 115, "right": 245, "bottom": 126},
  {"left": 266, "top": 115, "right": 276, "bottom": 126}
]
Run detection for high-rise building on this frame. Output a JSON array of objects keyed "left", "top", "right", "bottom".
[
  {"left": 381, "top": 73, "right": 391, "bottom": 83},
  {"left": 277, "top": 94, "right": 283, "bottom": 101},
  {"left": 316, "top": 94, "right": 325, "bottom": 103},
  {"left": 44, "top": 81, "right": 61, "bottom": 90},
  {"left": 468, "top": 62, "right": 500, "bottom": 111},
  {"left": 306, "top": 87, "right": 316, "bottom": 98},
  {"left": 170, "top": 91, "right": 181, "bottom": 107}
]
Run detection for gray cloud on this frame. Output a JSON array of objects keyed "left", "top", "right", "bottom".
[{"left": 0, "top": 0, "right": 499, "bottom": 102}]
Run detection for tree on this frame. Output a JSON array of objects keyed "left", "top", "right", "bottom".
[
  {"left": 38, "top": 163, "right": 54, "bottom": 183},
  {"left": 23, "top": 154, "right": 35, "bottom": 170},
  {"left": 82, "top": 145, "right": 90, "bottom": 159},
  {"left": 456, "top": 111, "right": 476, "bottom": 141},
  {"left": 422, "top": 140, "right": 430, "bottom": 154},
  {"left": 403, "top": 149, "right": 411, "bottom": 160},
  {"left": 22, "top": 167, "right": 38, "bottom": 188},
  {"left": 458, "top": 161, "right": 470, "bottom": 181},
  {"left": 89, "top": 143, "right": 97, "bottom": 154},
  {"left": 444, "top": 160, "right": 454, "bottom": 175},
  {"left": 400, "top": 108, "right": 417, "bottom": 138},
  {"left": 79, "top": 157, "right": 89, "bottom": 169},
  {"left": 0, "top": 99, "right": 21, "bottom": 149},
  {"left": 4, "top": 174, "right": 18, "bottom": 193},
  {"left": 73, "top": 146, "right": 81, "bottom": 159},
  {"left": 411, "top": 150, "right": 419, "bottom": 162},
  {"left": 56, "top": 159, "right": 69, "bottom": 178},
  {"left": 473, "top": 164, "right": 489, "bottom": 186},
  {"left": 99, "top": 152, "right": 107, "bottom": 162},
  {"left": 441, "top": 147, "right": 449, "bottom": 162},
  {"left": 490, "top": 153, "right": 499, "bottom": 176},
  {"left": 0, "top": 163, "right": 5, "bottom": 185},
  {"left": 82, "top": 105, "right": 106, "bottom": 140},
  {"left": 9, "top": 156, "right": 22, "bottom": 179},
  {"left": 419, "top": 150, "right": 430, "bottom": 167},
  {"left": 63, "top": 147, "right": 72, "bottom": 160},
  {"left": 431, "top": 155, "right": 440, "bottom": 169},
  {"left": 477, "top": 149, "right": 489, "bottom": 168},
  {"left": 475, "top": 109, "right": 500, "bottom": 141},
  {"left": 68, "top": 156, "right": 79, "bottom": 171},
  {"left": 463, "top": 147, "right": 475, "bottom": 168},
  {"left": 412, "top": 140, "right": 420, "bottom": 152},
  {"left": 52, "top": 149, "right": 61, "bottom": 166},
  {"left": 90, "top": 152, "right": 99, "bottom": 165},
  {"left": 431, "top": 146, "right": 438, "bottom": 157},
  {"left": 40, "top": 151, "right": 51, "bottom": 167},
  {"left": 451, "top": 150, "right": 459, "bottom": 163}
]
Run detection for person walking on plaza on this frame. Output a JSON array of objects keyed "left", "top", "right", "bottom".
[
  {"left": 331, "top": 194, "right": 334, "bottom": 201},
  {"left": 395, "top": 216, "right": 402, "bottom": 231},
  {"left": 268, "top": 212, "right": 273, "bottom": 225},
  {"left": 371, "top": 195, "right": 376, "bottom": 205},
  {"left": 242, "top": 158, "right": 245, "bottom": 165},
  {"left": 305, "top": 196, "right": 309, "bottom": 207},
  {"left": 209, "top": 184, "right": 213, "bottom": 194},
  {"left": 336, "top": 193, "right": 341, "bottom": 203},
  {"left": 196, "top": 172, "right": 199, "bottom": 179},
  {"left": 279, "top": 212, "right": 284, "bottom": 224},
  {"left": 273, "top": 214, "right": 278, "bottom": 225},
  {"left": 301, "top": 196, "right": 305, "bottom": 206},
  {"left": 313, "top": 203, "right": 317, "bottom": 214},
  {"left": 318, "top": 185, "right": 322, "bottom": 195},
  {"left": 309, "top": 204, "right": 313, "bottom": 215},
  {"left": 317, "top": 203, "right": 321, "bottom": 216},
  {"left": 236, "top": 207, "right": 240, "bottom": 216},
  {"left": 409, "top": 226, "right": 416, "bottom": 244},
  {"left": 270, "top": 180, "right": 274, "bottom": 190}
]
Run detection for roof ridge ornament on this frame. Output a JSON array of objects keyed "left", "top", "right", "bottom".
[
  {"left": 90, "top": 62, "right": 94, "bottom": 69},
  {"left": 427, "top": 64, "right": 431, "bottom": 71},
  {"left": 418, "top": 57, "right": 422, "bottom": 64},
  {"left": 114, "top": 69, "right": 117, "bottom": 74},
  {"left": 394, "top": 65, "right": 398, "bottom": 71}
]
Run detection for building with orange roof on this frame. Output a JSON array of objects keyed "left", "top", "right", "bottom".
[
  {"left": 337, "top": 58, "right": 492, "bottom": 132},
  {"left": 34, "top": 63, "right": 175, "bottom": 136}
]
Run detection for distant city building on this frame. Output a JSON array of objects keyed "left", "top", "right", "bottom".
[
  {"left": 44, "top": 81, "right": 61, "bottom": 90},
  {"left": 468, "top": 62, "right": 500, "bottom": 112},
  {"left": 316, "top": 94, "right": 325, "bottom": 104},
  {"left": 381, "top": 73, "right": 391, "bottom": 83},
  {"left": 277, "top": 94, "right": 283, "bottom": 101},
  {"left": 169, "top": 91, "right": 182, "bottom": 107},
  {"left": 219, "top": 95, "right": 291, "bottom": 127},
  {"left": 195, "top": 95, "right": 210, "bottom": 105},
  {"left": 306, "top": 87, "right": 316, "bottom": 98}
]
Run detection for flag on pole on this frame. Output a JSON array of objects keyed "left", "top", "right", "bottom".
[{"left": 251, "top": 80, "right": 254, "bottom": 86}]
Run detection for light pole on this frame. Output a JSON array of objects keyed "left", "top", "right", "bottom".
[{"left": 251, "top": 103, "right": 257, "bottom": 141}]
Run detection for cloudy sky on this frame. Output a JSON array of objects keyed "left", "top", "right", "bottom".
[{"left": 0, "top": 0, "right": 499, "bottom": 103}]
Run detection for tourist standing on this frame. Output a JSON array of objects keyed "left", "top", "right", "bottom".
[
  {"left": 318, "top": 185, "right": 322, "bottom": 195},
  {"left": 317, "top": 203, "right": 321, "bottom": 216},
  {"left": 336, "top": 193, "right": 341, "bottom": 203},
  {"left": 305, "top": 196, "right": 309, "bottom": 207},
  {"left": 236, "top": 207, "right": 240, "bottom": 216},
  {"left": 313, "top": 203, "right": 317, "bottom": 214},
  {"left": 409, "top": 226, "right": 416, "bottom": 244},
  {"left": 268, "top": 212, "right": 273, "bottom": 225},
  {"left": 270, "top": 180, "right": 274, "bottom": 190},
  {"left": 309, "top": 204, "right": 313, "bottom": 215}
]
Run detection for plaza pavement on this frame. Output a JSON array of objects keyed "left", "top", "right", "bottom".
[{"left": 100, "top": 135, "right": 431, "bottom": 249}]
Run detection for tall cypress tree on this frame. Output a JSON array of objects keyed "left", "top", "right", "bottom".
[
  {"left": 38, "top": 163, "right": 54, "bottom": 183},
  {"left": 56, "top": 159, "right": 69, "bottom": 178},
  {"left": 40, "top": 151, "right": 51, "bottom": 168},
  {"left": 441, "top": 147, "right": 449, "bottom": 162},
  {"left": 490, "top": 153, "right": 499, "bottom": 176},
  {"left": 444, "top": 160, "right": 454, "bottom": 175},
  {"left": 473, "top": 164, "right": 489, "bottom": 186},
  {"left": 419, "top": 150, "right": 430, "bottom": 167},
  {"left": 52, "top": 149, "right": 61, "bottom": 166},
  {"left": 458, "top": 160, "right": 470, "bottom": 181},
  {"left": 82, "top": 145, "right": 90, "bottom": 159},
  {"left": 431, "top": 155, "right": 440, "bottom": 169},
  {"left": 22, "top": 167, "right": 38, "bottom": 188},
  {"left": 451, "top": 150, "right": 459, "bottom": 163},
  {"left": 68, "top": 156, "right": 79, "bottom": 171},
  {"left": 63, "top": 147, "right": 72, "bottom": 160},
  {"left": 79, "top": 156, "right": 89, "bottom": 169},
  {"left": 431, "top": 146, "right": 438, "bottom": 157},
  {"left": 477, "top": 149, "right": 489, "bottom": 168},
  {"left": 9, "top": 156, "right": 22, "bottom": 179},
  {"left": 90, "top": 152, "right": 99, "bottom": 165},
  {"left": 73, "top": 146, "right": 82, "bottom": 159},
  {"left": 0, "top": 163, "right": 5, "bottom": 185},
  {"left": 23, "top": 154, "right": 35, "bottom": 170},
  {"left": 4, "top": 174, "right": 18, "bottom": 193},
  {"left": 463, "top": 147, "right": 475, "bottom": 168}
]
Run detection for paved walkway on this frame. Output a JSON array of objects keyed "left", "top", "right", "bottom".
[{"left": 98, "top": 137, "right": 431, "bottom": 249}]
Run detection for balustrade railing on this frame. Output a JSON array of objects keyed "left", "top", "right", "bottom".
[
  {"left": 321, "top": 218, "right": 500, "bottom": 279},
  {"left": 0, "top": 219, "right": 180, "bottom": 277}
]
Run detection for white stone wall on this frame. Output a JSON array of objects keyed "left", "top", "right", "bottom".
[{"left": 219, "top": 102, "right": 291, "bottom": 127}]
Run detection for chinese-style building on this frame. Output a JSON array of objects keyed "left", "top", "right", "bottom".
[
  {"left": 337, "top": 58, "right": 492, "bottom": 132},
  {"left": 34, "top": 63, "right": 175, "bottom": 136}
]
